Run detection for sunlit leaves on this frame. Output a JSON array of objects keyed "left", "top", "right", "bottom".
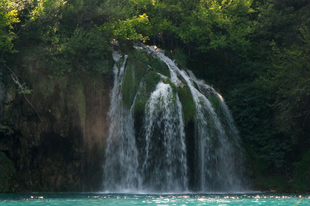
[
  {"left": 30, "top": 0, "right": 67, "bottom": 21},
  {"left": 101, "top": 13, "right": 150, "bottom": 42},
  {"left": 136, "top": 0, "right": 255, "bottom": 54},
  {"left": 0, "top": 0, "right": 20, "bottom": 55},
  {"left": 196, "top": 0, "right": 254, "bottom": 53}
]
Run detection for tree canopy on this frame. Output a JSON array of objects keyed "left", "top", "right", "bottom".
[{"left": 0, "top": 0, "right": 19, "bottom": 61}]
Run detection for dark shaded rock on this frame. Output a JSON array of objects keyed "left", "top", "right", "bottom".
[
  {"left": 0, "top": 151, "right": 17, "bottom": 192},
  {"left": 0, "top": 64, "right": 112, "bottom": 192}
]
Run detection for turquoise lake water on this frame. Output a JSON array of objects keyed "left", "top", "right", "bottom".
[{"left": 0, "top": 193, "right": 309, "bottom": 206}]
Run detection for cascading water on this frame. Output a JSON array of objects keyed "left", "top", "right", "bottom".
[
  {"left": 103, "top": 44, "right": 245, "bottom": 193},
  {"left": 103, "top": 53, "right": 141, "bottom": 191},
  {"left": 141, "top": 82, "right": 188, "bottom": 192}
]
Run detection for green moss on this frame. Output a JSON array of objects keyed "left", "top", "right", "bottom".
[
  {"left": 131, "top": 50, "right": 150, "bottom": 82},
  {"left": 291, "top": 149, "right": 310, "bottom": 191},
  {"left": 122, "top": 62, "right": 136, "bottom": 109},
  {"left": 178, "top": 86, "right": 196, "bottom": 124},
  {"left": 125, "top": 49, "right": 187, "bottom": 123},
  {"left": 150, "top": 57, "right": 170, "bottom": 77},
  {"left": 122, "top": 52, "right": 150, "bottom": 109},
  {"left": 132, "top": 70, "right": 160, "bottom": 113},
  {"left": 132, "top": 69, "right": 161, "bottom": 114},
  {"left": 134, "top": 98, "right": 146, "bottom": 113},
  {"left": 132, "top": 49, "right": 149, "bottom": 66},
  {"left": 208, "top": 94, "right": 220, "bottom": 115},
  {"left": 162, "top": 79, "right": 178, "bottom": 104},
  {"left": 35, "top": 76, "right": 56, "bottom": 97},
  {"left": 0, "top": 152, "right": 17, "bottom": 192},
  {"left": 145, "top": 70, "right": 161, "bottom": 94},
  {"left": 122, "top": 49, "right": 171, "bottom": 110},
  {"left": 164, "top": 79, "right": 178, "bottom": 93}
]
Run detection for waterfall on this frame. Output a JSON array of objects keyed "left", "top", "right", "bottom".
[
  {"left": 103, "top": 45, "right": 245, "bottom": 193},
  {"left": 103, "top": 53, "right": 141, "bottom": 191},
  {"left": 142, "top": 82, "right": 188, "bottom": 192}
]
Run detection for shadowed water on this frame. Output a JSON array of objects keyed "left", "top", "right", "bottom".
[{"left": 0, "top": 193, "right": 309, "bottom": 206}]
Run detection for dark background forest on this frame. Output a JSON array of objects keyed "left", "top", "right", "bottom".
[{"left": 1, "top": 0, "right": 310, "bottom": 192}]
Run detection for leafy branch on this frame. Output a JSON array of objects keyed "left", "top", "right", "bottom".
[{"left": 3, "top": 63, "right": 43, "bottom": 122}]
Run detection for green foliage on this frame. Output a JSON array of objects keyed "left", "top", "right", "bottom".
[
  {"left": 165, "top": 48, "right": 188, "bottom": 70},
  {"left": 11, "top": 0, "right": 114, "bottom": 76},
  {"left": 228, "top": 83, "right": 286, "bottom": 169},
  {"left": 292, "top": 149, "right": 310, "bottom": 191},
  {"left": 101, "top": 13, "right": 150, "bottom": 42},
  {"left": 195, "top": 0, "right": 254, "bottom": 53},
  {"left": 16, "top": 82, "right": 32, "bottom": 95},
  {"left": 0, "top": 0, "right": 19, "bottom": 61},
  {"left": 259, "top": 27, "right": 310, "bottom": 133},
  {"left": 146, "top": 0, "right": 253, "bottom": 53},
  {"left": 51, "top": 27, "right": 112, "bottom": 75}
]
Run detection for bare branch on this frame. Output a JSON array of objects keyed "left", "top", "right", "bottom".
[{"left": 3, "top": 63, "right": 43, "bottom": 122}]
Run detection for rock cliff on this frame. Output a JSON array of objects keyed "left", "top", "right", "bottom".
[{"left": 0, "top": 62, "right": 111, "bottom": 192}]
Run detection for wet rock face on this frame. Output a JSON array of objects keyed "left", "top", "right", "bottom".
[
  {"left": 0, "top": 66, "right": 111, "bottom": 192},
  {"left": 0, "top": 72, "right": 4, "bottom": 113}
]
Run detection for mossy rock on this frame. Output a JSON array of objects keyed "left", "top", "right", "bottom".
[
  {"left": 163, "top": 79, "right": 178, "bottom": 94},
  {"left": 178, "top": 86, "right": 196, "bottom": 124},
  {"left": 208, "top": 94, "right": 220, "bottom": 115},
  {"left": 132, "top": 49, "right": 149, "bottom": 66},
  {"left": 145, "top": 70, "right": 161, "bottom": 94},
  {"left": 149, "top": 57, "right": 170, "bottom": 78},
  {"left": 122, "top": 62, "right": 136, "bottom": 109},
  {"left": 0, "top": 152, "right": 17, "bottom": 192},
  {"left": 134, "top": 98, "right": 146, "bottom": 114},
  {"left": 122, "top": 50, "right": 152, "bottom": 109},
  {"left": 132, "top": 70, "right": 161, "bottom": 112}
]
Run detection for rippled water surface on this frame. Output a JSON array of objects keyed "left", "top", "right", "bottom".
[{"left": 0, "top": 193, "right": 309, "bottom": 206}]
